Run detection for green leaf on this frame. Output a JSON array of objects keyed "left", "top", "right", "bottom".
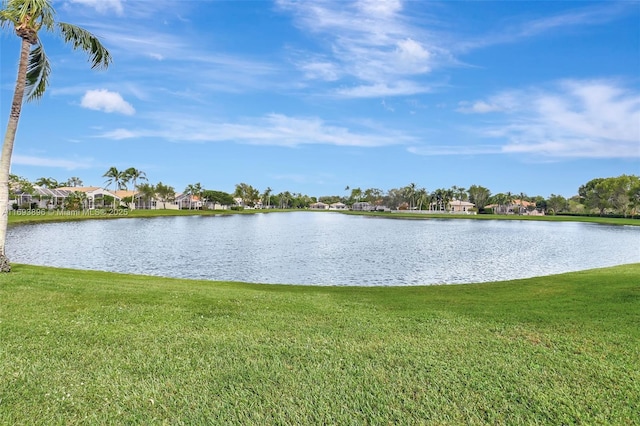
[
  {"left": 25, "top": 43, "right": 50, "bottom": 101},
  {"left": 58, "top": 22, "right": 111, "bottom": 69}
]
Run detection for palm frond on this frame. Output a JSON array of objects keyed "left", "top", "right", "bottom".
[
  {"left": 25, "top": 43, "right": 50, "bottom": 101},
  {"left": 0, "top": 7, "right": 17, "bottom": 28},
  {"left": 58, "top": 22, "right": 111, "bottom": 69},
  {"left": 11, "top": 0, "right": 55, "bottom": 30}
]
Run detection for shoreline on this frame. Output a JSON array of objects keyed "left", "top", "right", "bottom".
[{"left": 8, "top": 207, "right": 640, "bottom": 227}]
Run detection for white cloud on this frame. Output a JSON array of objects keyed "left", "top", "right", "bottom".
[
  {"left": 100, "top": 128, "right": 137, "bottom": 140},
  {"left": 80, "top": 89, "right": 135, "bottom": 115},
  {"left": 457, "top": 101, "right": 501, "bottom": 114},
  {"left": 407, "top": 145, "right": 504, "bottom": 156},
  {"left": 277, "top": 0, "right": 446, "bottom": 97},
  {"left": 459, "top": 80, "right": 640, "bottom": 159},
  {"left": 357, "top": 0, "right": 402, "bottom": 16},
  {"left": 397, "top": 38, "right": 430, "bottom": 59},
  {"left": 336, "top": 81, "right": 431, "bottom": 98},
  {"left": 458, "top": 92, "right": 521, "bottom": 114},
  {"left": 13, "top": 155, "right": 94, "bottom": 170},
  {"left": 95, "top": 112, "right": 416, "bottom": 148},
  {"left": 299, "top": 60, "right": 341, "bottom": 81},
  {"left": 148, "top": 53, "right": 165, "bottom": 61},
  {"left": 66, "top": 0, "right": 123, "bottom": 15}
]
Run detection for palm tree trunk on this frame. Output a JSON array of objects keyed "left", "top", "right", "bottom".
[{"left": 0, "top": 38, "right": 31, "bottom": 272}]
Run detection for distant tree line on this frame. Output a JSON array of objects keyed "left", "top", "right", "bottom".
[{"left": 9, "top": 172, "right": 639, "bottom": 217}]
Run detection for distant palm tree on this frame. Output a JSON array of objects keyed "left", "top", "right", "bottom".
[
  {"left": 35, "top": 177, "right": 58, "bottom": 189},
  {"left": 415, "top": 188, "right": 428, "bottom": 210},
  {"left": 103, "top": 167, "right": 126, "bottom": 191},
  {"left": 262, "top": 187, "right": 272, "bottom": 208},
  {"left": 124, "top": 167, "right": 146, "bottom": 209},
  {"left": 0, "top": 0, "right": 111, "bottom": 272},
  {"left": 505, "top": 191, "right": 514, "bottom": 214},
  {"left": 66, "top": 176, "right": 83, "bottom": 187},
  {"left": 103, "top": 167, "right": 126, "bottom": 208},
  {"left": 518, "top": 192, "right": 526, "bottom": 215},
  {"left": 404, "top": 183, "right": 417, "bottom": 210},
  {"left": 184, "top": 183, "right": 202, "bottom": 209},
  {"left": 452, "top": 185, "right": 467, "bottom": 201},
  {"left": 193, "top": 182, "right": 202, "bottom": 209}
]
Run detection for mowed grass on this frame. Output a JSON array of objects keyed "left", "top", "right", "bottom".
[{"left": 1, "top": 264, "right": 639, "bottom": 424}]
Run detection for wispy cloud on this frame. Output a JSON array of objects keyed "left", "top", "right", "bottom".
[
  {"left": 458, "top": 1, "right": 635, "bottom": 51},
  {"left": 277, "top": 0, "right": 448, "bottom": 98},
  {"left": 95, "top": 112, "right": 416, "bottom": 148},
  {"left": 65, "top": 0, "right": 124, "bottom": 15},
  {"left": 336, "top": 81, "right": 432, "bottom": 98},
  {"left": 457, "top": 79, "right": 640, "bottom": 158},
  {"left": 80, "top": 89, "right": 135, "bottom": 115},
  {"left": 407, "top": 145, "right": 504, "bottom": 156},
  {"left": 13, "top": 154, "right": 94, "bottom": 170}
]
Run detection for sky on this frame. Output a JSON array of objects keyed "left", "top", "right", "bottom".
[{"left": 1, "top": 0, "right": 639, "bottom": 198}]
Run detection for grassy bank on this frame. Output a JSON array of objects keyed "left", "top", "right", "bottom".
[
  {"left": 6, "top": 208, "right": 242, "bottom": 226},
  {"left": 1, "top": 264, "right": 638, "bottom": 424},
  {"left": 343, "top": 210, "right": 640, "bottom": 226}
]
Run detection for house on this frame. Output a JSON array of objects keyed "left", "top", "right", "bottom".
[
  {"left": 54, "top": 186, "right": 122, "bottom": 209},
  {"left": 14, "top": 186, "right": 69, "bottom": 209},
  {"left": 351, "top": 201, "right": 372, "bottom": 211},
  {"left": 112, "top": 190, "right": 140, "bottom": 209},
  {"left": 449, "top": 200, "right": 476, "bottom": 213},
  {"left": 489, "top": 199, "right": 542, "bottom": 215},
  {"left": 175, "top": 193, "right": 203, "bottom": 210},
  {"left": 329, "top": 202, "right": 347, "bottom": 210},
  {"left": 309, "top": 202, "right": 329, "bottom": 210}
]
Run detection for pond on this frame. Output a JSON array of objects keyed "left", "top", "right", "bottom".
[{"left": 7, "top": 212, "right": 640, "bottom": 286}]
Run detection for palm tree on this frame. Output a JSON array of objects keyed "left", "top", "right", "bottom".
[
  {"left": 124, "top": 167, "right": 146, "bottom": 209},
  {"left": 491, "top": 193, "right": 510, "bottom": 214},
  {"left": 518, "top": 192, "right": 526, "bottom": 215},
  {"left": 350, "top": 187, "right": 363, "bottom": 205},
  {"left": 192, "top": 182, "right": 202, "bottom": 209},
  {"left": 404, "top": 183, "right": 417, "bottom": 210},
  {"left": 35, "top": 176, "right": 58, "bottom": 188},
  {"left": 452, "top": 185, "right": 467, "bottom": 201},
  {"left": 415, "top": 187, "right": 428, "bottom": 211},
  {"left": 103, "top": 167, "right": 126, "bottom": 191},
  {"left": 0, "top": 0, "right": 111, "bottom": 271},
  {"left": 262, "top": 187, "right": 272, "bottom": 209},
  {"left": 103, "top": 167, "right": 126, "bottom": 208},
  {"left": 184, "top": 183, "right": 201, "bottom": 210},
  {"left": 66, "top": 176, "right": 83, "bottom": 187}
]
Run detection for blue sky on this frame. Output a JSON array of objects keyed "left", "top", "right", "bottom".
[{"left": 1, "top": 0, "right": 639, "bottom": 198}]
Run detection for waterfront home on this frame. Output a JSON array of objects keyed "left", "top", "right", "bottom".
[
  {"left": 449, "top": 200, "right": 476, "bottom": 213},
  {"left": 310, "top": 202, "right": 329, "bottom": 210},
  {"left": 330, "top": 202, "right": 347, "bottom": 210},
  {"left": 351, "top": 201, "right": 372, "bottom": 211}
]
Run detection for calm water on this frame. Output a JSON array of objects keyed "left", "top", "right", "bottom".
[{"left": 7, "top": 212, "right": 640, "bottom": 286}]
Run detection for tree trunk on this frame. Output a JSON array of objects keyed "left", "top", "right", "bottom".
[{"left": 0, "top": 38, "right": 31, "bottom": 272}]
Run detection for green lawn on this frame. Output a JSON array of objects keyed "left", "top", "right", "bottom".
[{"left": 1, "top": 264, "right": 638, "bottom": 424}]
